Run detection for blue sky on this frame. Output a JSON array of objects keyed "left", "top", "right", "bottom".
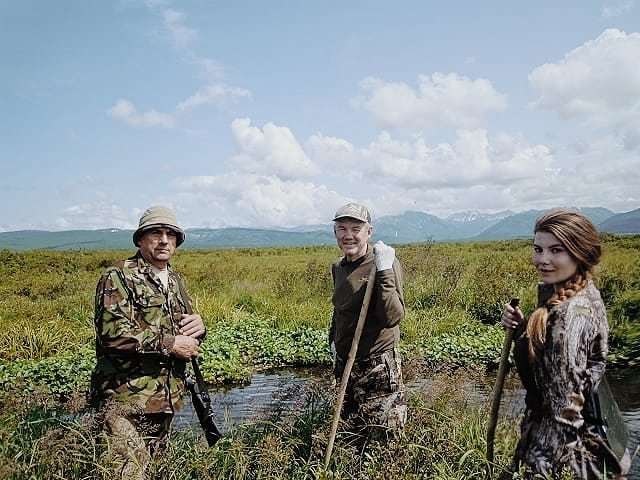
[{"left": 1, "top": 0, "right": 639, "bottom": 231}]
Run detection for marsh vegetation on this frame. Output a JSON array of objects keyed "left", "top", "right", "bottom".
[{"left": 0, "top": 236, "right": 638, "bottom": 478}]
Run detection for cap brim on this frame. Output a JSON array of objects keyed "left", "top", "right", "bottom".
[
  {"left": 133, "top": 224, "right": 186, "bottom": 247},
  {"left": 332, "top": 215, "right": 368, "bottom": 223}
]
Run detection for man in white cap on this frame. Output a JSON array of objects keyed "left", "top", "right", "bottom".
[
  {"left": 329, "top": 202, "right": 407, "bottom": 443},
  {"left": 90, "top": 206, "right": 205, "bottom": 479}
]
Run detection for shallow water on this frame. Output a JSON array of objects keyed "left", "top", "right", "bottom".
[
  {"left": 176, "top": 366, "right": 640, "bottom": 478},
  {"left": 173, "top": 368, "right": 329, "bottom": 432}
]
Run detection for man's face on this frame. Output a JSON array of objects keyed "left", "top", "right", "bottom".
[
  {"left": 334, "top": 218, "right": 372, "bottom": 261},
  {"left": 138, "top": 227, "right": 177, "bottom": 268}
]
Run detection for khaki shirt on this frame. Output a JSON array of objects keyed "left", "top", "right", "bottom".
[
  {"left": 329, "top": 246, "right": 405, "bottom": 361},
  {"left": 90, "top": 253, "right": 193, "bottom": 414}
]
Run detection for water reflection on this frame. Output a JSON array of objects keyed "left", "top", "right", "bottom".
[
  {"left": 173, "top": 369, "right": 329, "bottom": 433},
  {"left": 177, "top": 367, "right": 639, "bottom": 477}
]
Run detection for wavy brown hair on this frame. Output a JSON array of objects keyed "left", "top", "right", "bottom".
[{"left": 526, "top": 209, "right": 602, "bottom": 357}]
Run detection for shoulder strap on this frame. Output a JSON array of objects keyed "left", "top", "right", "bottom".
[{"left": 174, "top": 274, "right": 194, "bottom": 315}]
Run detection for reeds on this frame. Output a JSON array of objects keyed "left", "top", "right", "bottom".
[{"left": 0, "top": 372, "right": 522, "bottom": 480}]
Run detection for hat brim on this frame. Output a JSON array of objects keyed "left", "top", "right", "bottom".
[{"left": 133, "top": 224, "right": 186, "bottom": 247}]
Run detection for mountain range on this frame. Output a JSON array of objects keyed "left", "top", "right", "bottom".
[{"left": 1, "top": 207, "right": 639, "bottom": 251}]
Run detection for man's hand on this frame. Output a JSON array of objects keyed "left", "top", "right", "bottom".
[
  {"left": 172, "top": 335, "right": 200, "bottom": 360},
  {"left": 179, "top": 314, "right": 206, "bottom": 339},
  {"left": 373, "top": 240, "right": 395, "bottom": 271}
]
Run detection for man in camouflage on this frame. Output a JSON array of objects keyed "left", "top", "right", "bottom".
[
  {"left": 90, "top": 206, "right": 205, "bottom": 479},
  {"left": 328, "top": 202, "right": 407, "bottom": 445}
]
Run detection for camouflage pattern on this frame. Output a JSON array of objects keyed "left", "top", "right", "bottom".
[
  {"left": 90, "top": 252, "right": 192, "bottom": 414},
  {"left": 100, "top": 409, "right": 172, "bottom": 480},
  {"left": 508, "top": 281, "right": 629, "bottom": 479},
  {"left": 335, "top": 347, "right": 407, "bottom": 441}
]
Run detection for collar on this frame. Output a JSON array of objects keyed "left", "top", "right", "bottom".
[
  {"left": 340, "top": 244, "right": 372, "bottom": 267},
  {"left": 133, "top": 251, "right": 174, "bottom": 293},
  {"left": 134, "top": 251, "right": 172, "bottom": 274}
]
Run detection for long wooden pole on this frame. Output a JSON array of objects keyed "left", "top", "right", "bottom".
[
  {"left": 486, "top": 298, "right": 519, "bottom": 468},
  {"left": 323, "top": 260, "right": 377, "bottom": 469}
]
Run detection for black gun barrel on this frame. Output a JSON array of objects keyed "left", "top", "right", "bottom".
[{"left": 188, "top": 359, "right": 222, "bottom": 446}]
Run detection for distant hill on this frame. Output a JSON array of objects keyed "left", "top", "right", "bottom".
[
  {"left": 373, "top": 210, "right": 511, "bottom": 242},
  {"left": 375, "top": 211, "right": 455, "bottom": 242},
  {"left": 185, "top": 228, "right": 335, "bottom": 248},
  {"left": 475, "top": 207, "right": 616, "bottom": 240},
  {"left": 0, "top": 229, "right": 134, "bottom": 250},
  {"left": 599, "top": 208, "right": 640, "bottom": 233},
  {"left": 0, "top": 206, "right": 634, "bottom": 250},
  {"left": 445, "top": 210, "right": 513, "bottom": 238},
  {"left": 0, "top": 228, "right": 336, "bottom": 251}
]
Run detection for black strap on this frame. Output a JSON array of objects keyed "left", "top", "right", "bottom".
[{"left": 191, "top": 357, "right": 206, "bottom": 387}]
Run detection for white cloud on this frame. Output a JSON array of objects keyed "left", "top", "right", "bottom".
[
  {"left": 177, "top": 84, "right": 252, "bottom": 111},
  {"left": 190, "top": 56, "right": 226, "bottom": 80},
  {"left": 55, "top": 202, "right": 140, "bottom": 230},
  {"left": 230, "top": 118, "right": 318, "bottom": 180},
  {"left": 108, "top": 99, "right": 175, "bottom": 128},
  {"left": 602, "top": 0, "right": 634, "bottom": 17},
  {"left": 366, "top": 130, "right": 554, "bottom": 189},
  {"left": 529, "top": 29, "right": 640, "bottom": 125},
  {"left": 108, "top": 82, "right": 251, "bottom": 128},
  {"left": 163, "top": 8, "right": 197, "bottom": 48},
  {"left": 356, "top": 73, "right": 507, "bottom": 130},
  {"left": 173, "top": 173, "right": 346, "bottom": 228},
  {"left": 111, "top": 6, "right": 250, "bottom": 127},
  {"left": 338, "top": 134, "right": 639, "bottom": 216},
  {"left": 307, "top": 129, "right": 552, "bottom": 189},
  {"left": 306, "top": 134, "right": 358, "bottom": 170}
]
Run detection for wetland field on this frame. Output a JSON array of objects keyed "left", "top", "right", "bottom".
[{"left": 0, "top": 236, "right": 638, "bottom": 479}]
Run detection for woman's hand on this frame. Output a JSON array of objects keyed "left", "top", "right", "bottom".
[{"left": 501, "top": 302, "right": 524, "bottom": 329}]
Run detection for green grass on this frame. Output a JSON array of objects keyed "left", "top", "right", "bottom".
[
  {"left": 1, "top": 236, "right": 639, "bottom": 397},
  {"left": 0, "top": 237, "right": 637, "bottom": 479},
  {"left": 0, "top": 371, "right": 525, "bottom": 480}
]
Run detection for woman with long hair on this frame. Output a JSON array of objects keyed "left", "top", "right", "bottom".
[{"left": 501, "top": 209, "right": 630, "bottom": 479}]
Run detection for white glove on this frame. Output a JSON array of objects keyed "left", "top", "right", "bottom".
[{"left": 373, "top": 240, "right": 395, "bottom": 271}]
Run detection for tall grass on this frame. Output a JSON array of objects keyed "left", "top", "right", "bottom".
[
  {"left": 0, "top": 371, "right": 523, "bottom": 480},
  {"left": 2, "top": 236, "right": 638, "bottom": 363},
  {"left": 0, "top": 236, "right": 638, "bottom": 395},
  {"left": 0, "top": 238, "right": 636, "bottom": 479}
]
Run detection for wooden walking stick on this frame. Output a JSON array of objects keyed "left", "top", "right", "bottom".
[
  {"left": 486, "top": 298, "right": 520, "bottom": 468},
  {"left": 323, "top": 260, "right": 377, "bottom": 469}
]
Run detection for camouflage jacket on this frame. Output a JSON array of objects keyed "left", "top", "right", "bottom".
[
  {"left": 511, "top": 281, "right": 623, "bottom": 478},
  {"left": 90, "top": 252, "right": 197, "bottom": 414}
]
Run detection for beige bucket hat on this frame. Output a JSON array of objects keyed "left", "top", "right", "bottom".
[{"left": 133, "top": 206, "right": 186, "bottom": 247}]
